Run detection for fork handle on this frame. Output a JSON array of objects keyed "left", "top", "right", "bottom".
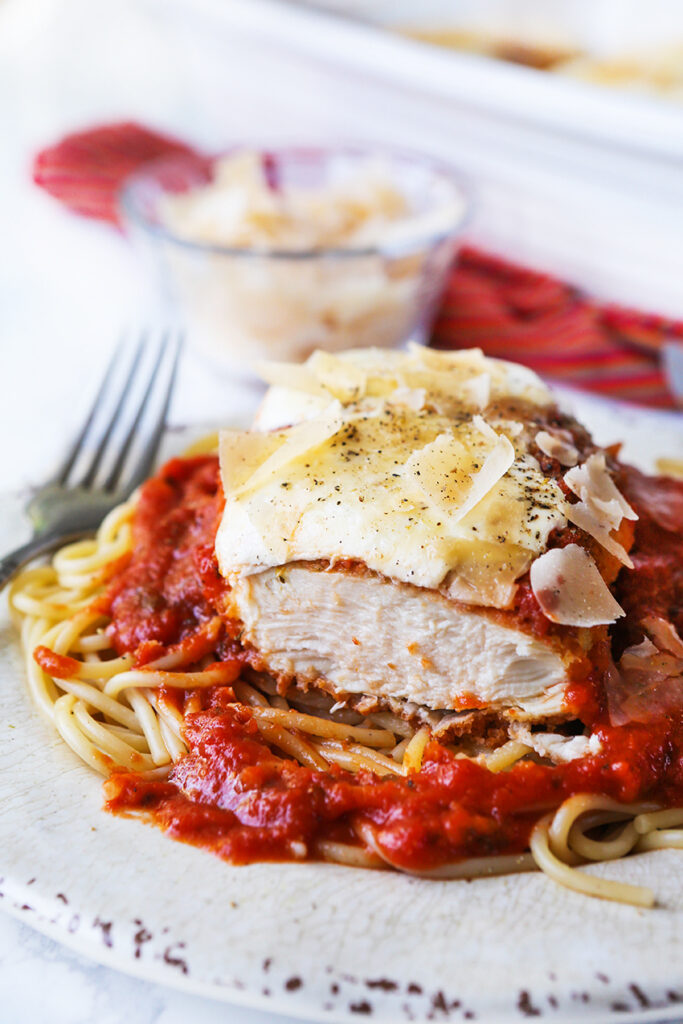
[{"left": 0, "top": 531, "right": 88, "bottom": 590}]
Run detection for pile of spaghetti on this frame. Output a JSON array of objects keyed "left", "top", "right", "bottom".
[{"left": 10, "top": 451, "right": 683, "bottom": 906}]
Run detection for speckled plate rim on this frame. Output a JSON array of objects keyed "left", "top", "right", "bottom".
[
  {"left": 0, "top": 894, "right": 681, "bottom": 1024},
  {"left": 0, "top": 401, "right": 682, "bottom": 1024}
]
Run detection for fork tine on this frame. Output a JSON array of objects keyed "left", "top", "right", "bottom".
[
  {"left": 54, "top": 343, "right": 123, "bottom": 486},
  {"left": 118, "top": 333, "right": 183, "bottom": 495},
  {"left": 102, "top": 334, "right": 172, "bottom": 493},
  {"left": 78, "top": 338, "right": 146, "bottom": 489}
]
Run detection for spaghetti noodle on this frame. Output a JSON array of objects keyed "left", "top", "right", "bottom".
[{"left": 9, "top": 449, "right": 683, "bottom": 906}]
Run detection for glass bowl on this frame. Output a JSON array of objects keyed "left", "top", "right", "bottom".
[{"left": 120, "top": 145, "right": 472, "bottom": 373}]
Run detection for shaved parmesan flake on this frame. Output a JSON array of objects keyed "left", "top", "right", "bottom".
[
  {"left": 462, "top": 373, "right": 491, "bottom": 410},
  {"left": 565, "top": 454, "right": 637, "bottom": 524},
  {"left": 232, "top": 402, "right": 344, "bottom": 497},
  {"left": 642, "top": 616, "right": 683, "bottom": 658},
  {"left": 458, "top": 435, "right": 515, "bottom": 520},
  {"left": 403, "top": 433, "right": 472, "bottom": 516},
  {"left": 254, "top": 386, "right": 332, "bottom": 431},
  {"left": 426, "top": 377, "right": 490, "bottom": 415},
  {"left": 407, "top": 341, "right": 487, "bottom": 371},
  {"left": 530, "top": 544, "right": 625, "bottom": 626},
  {"left": 255, "top": 360, "right": 328, "bottom": 398},
  {"left": 562, "top": 453, "right": 636, "bottom": 567},
  {"left": 499, "top": 419, "right": 524, "bottom": 438},
  {"left": 219, "top": 430, "right": 285, "bottom": 495},
  {"left": 472, "top": 414, "right": 498, "bottom": 441},
  {"left": 509, "top": 722, "right": 602, "bottom": 763},
  {"left": 403, "top": 429, "right": 514, "bottom": 525},
  {"left": 535, "top": 430, "right": 578, "bottom": 467},
  {"left": 620, "top": 637, "right": 660, "bottom": 665},
  {"left": 565, "top": 501, "right": 633, "bottom": 568},
  {"left": 445, "top": 541, "right": 532, "bottom": 609},
  {"left": 308, "top": 350, "right": 368, "bottom": 403},
  {"left": 389, "top": 386, "right": 426, "bottom": 412}
]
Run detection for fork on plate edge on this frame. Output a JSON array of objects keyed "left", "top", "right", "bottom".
[{"left": 0, "top": 330, "right": 182, "bottom": 589}]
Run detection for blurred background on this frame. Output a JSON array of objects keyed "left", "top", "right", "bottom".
[{"left": 4, "top": 0, "right": 683, "bottom": 480}]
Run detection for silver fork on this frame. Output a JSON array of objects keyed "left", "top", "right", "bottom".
[{"left": 0, "top": 330, "right": 183, "bottom": 589}]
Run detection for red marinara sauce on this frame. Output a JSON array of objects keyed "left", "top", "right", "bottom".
[
  {"left": 102, "top": 457, "right": 683, "bottom": 871},
  {"left": 103, "top": 456, "right": 230, "bottom": 657}
]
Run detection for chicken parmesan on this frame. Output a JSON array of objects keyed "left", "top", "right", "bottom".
[
  {"left": 216, "top": 346, "right": 631, "bottom": 735},
  {"left": 10, "top": 346, "right": 683, "bottom": 906}
]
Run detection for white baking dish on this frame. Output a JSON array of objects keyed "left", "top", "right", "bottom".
[
  {"left": 301, "top": 0, "right": 683, "bottom": 66},
  {"left": 165, "top": 0, "right": 683, "bottom": 317}
]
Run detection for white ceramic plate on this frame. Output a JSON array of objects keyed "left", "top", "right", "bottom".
[{"left": 1, "top": 399, "right": 682, "bottom": 1024}]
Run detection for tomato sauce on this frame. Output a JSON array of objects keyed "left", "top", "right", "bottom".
[
  {"left": 615, "top": 466, "right": 683, "bottom": 645},
  {"left": 102, "top": 457, "right": 683, "bottom": 871},
  {"left": 34, "top": 647, "right": 80, "bottom": 680},
  {"left": 103, "top": 456, "right": 228, "bottom": 656}
]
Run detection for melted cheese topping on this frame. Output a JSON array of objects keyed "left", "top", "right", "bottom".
[{"left": 216, "top": 347, "right": 568, "bottom": 608}]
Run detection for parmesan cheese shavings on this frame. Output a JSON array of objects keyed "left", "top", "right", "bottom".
[
  {"left": 509, "top": 722, "right": 603, "bottom": 764},
  {"left": 563, "top": 453, "right": 638, "bottom": 568},
  {"left": 535, "top": 429, "right": 578, "bottom": 467},
  {"left": 642, "top": 616, "right": 683, "bottom": 658},
  {"left": 529, "top": 544, "right": 625, "bottom": 627},
  {"left": 256, "top": 343, "right": 552, "bottom": 420},
  {"left": 216, "top": 347, "right": 566, "bottom": 608}
]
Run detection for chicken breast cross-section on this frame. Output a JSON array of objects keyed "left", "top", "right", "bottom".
[{"left": 228, "top": 562, "right": 586, "bottom": 721}]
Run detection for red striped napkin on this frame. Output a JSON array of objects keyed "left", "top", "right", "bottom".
[
  {"left": 33, "top": 122, "right": 198, "bottom": 223},
  {"left": 432, "top": 248, "right": 680, "bottom": 408},
  {"left": 33, "top": 123, "right": 680, "bottom": 409}
]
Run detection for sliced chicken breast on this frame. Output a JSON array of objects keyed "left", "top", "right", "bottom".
[{"left": 229, "top": 562, "right": 589, "bottom": 721}]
